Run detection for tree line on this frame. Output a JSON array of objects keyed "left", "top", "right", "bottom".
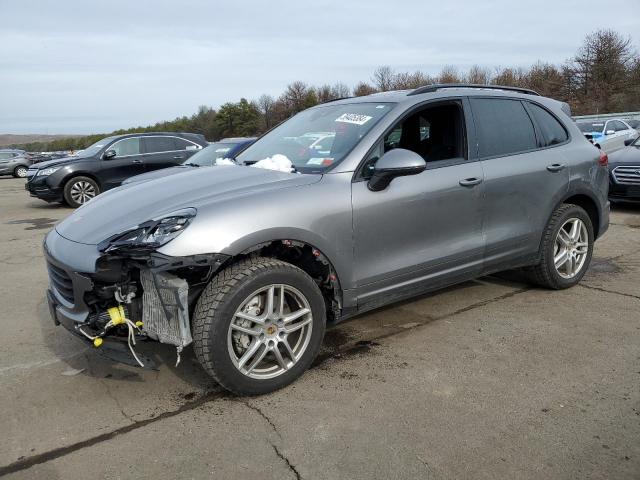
[{"left": 13, "top": 29, "right": 640, "bottom": 152}]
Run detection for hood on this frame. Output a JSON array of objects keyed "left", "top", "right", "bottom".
[
  {"left": 608, "top": 145, "right": 640, "bottom": 167},
  {"left": 122, "top": 165, "right": 195, "bottom": 185},
  {"left": 56, "top": 165, "right": 321, "bottom": 245},
  {"left": 30, "top": 156, "right": 89, "bottom": 169}
]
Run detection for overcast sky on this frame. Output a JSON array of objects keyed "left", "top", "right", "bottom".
[{"left": 1, "top": 0, "right": 639, "bottom": 134}]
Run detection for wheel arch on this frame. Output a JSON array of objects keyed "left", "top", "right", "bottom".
[
  {"left": 224, "top": 237, "right": 345, "bottom": 322},
  {"left": 61, "top": 171, "right": 103, "bottom": 191},
  {"left": 559, "top": 191, "right": 601, "bottom": 238}
]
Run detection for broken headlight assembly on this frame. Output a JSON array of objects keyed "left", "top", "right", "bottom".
[{"left": 98, "top": 208, "right": 197, "bottom": 253}]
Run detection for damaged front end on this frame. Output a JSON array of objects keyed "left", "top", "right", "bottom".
[{"left": 45, "top": 209, "right": 228, "bottom": 369}]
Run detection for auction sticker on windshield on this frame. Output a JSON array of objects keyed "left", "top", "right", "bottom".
[{"left": 335, "top": 113, "right": 373, "bottom": 126}]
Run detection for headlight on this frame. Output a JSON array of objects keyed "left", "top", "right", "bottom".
[
  {"left": 37, "top": 167, "right": 61, "bottom": 176},
  {"left": 98, "top": 208, "right": 196, "bottom": 253}
]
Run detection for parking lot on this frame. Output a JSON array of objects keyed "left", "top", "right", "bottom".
[{"left": 0, "top": 175, "right": 639, "bottom": 479}]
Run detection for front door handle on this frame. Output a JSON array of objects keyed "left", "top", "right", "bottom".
[
  {"left": 173, "top": 155, "right": 185, "bottom": 160},
  {"left": 132, "top": 159, "right": 143, "bottom": 164},
  {"left": 459, "top": 177, "right": 482, "bottom": 187},
  {"left": 546, "top": 163, "right": 566, "bottom": 172}
]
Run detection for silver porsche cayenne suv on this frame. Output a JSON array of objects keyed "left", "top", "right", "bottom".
[{"left": 44, "top": 84, "right": 609, "bottom": 395}]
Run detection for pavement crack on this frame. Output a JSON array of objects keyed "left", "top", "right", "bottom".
[
  {"left": 100, "top": 379, "right": 136, "bottom": 424},
  {"left": 240, "top": 400, "right": 280, "bottom": 437},
  {"left": 579, "top": 283, "right": 640, "bottom": 301},
  {"left": 272, "top": 444, "right": 302, "bottom": 480}
]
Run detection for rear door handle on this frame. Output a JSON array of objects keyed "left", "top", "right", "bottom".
[
  {"left": 546, "top": 163, "right": 566, "bottom": 172},
  {"left": 132, "top": 159, "right": 143, "bottom": 164},
  {"left": 459, "top": 177, "right": 482, "bottom": 187}
]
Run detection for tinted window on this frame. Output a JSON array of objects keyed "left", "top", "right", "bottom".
[
  {"left": 471, "top": 98, "right": 537, "bottom": 158},
  {"left": 526, "top": 103, "right": 568, "bottom": 146},
  {"left": 145, "top": 136, "right": 176, "bottom": 153},
  {"left": 111, "top": 138, "right": 140, "bottom": 156},
  {"left": 174, "top": 137, "right": 199, "bottom": 150}
]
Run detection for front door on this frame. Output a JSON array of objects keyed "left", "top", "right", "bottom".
[
  {"left": 351, "top": 100, "right": 485, "bottom": 309},
  {"left": 100, "top": 137, "right": 145, "bottom": 189}
]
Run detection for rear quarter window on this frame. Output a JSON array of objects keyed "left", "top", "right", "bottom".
[
  {"left": 526, "top": 103, "right": 568, "bottom": 147},
  {"left": 470, "top": 98, "right": 537, "bottom": 158}
]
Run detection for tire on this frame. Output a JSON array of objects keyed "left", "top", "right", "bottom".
[
  {"left": 13, "top": 166, "right": 28, "bottom": 178},
  {"left": 192, "top": 256, "right": 326, "bottom": 395},
  {"left": 63, "top": 176, "right": 100, "bottom": 208},
  {"left": 526, "top": 204, "right": 594, "bottom": 289}
]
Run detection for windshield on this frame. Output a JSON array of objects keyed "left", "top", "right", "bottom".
[
  {"left": 184, "top": 142, "right": 239, "bottom": 167},
  {"left": 577, "top": 122, "right": 605, "bottom": 133},
  {"left": 78, "top": 137, "right": 116, "bottom": 157},
  {"left": 235, "top": 103, "right": 394, "bottom": 173}
]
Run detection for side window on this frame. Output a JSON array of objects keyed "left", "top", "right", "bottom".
[
  {"left": 110, "top": 138, "right": 140, "bottom": 157},
  {"left": 613, "top": 120, "right": 628, "bottom": 132},
  {"left": 382, "top": 103, "right": 465, "bottom": 162},
  {"left": 526, "top": 103, "right": 568, "bottom": 147},
  {"left": 174, "top": 137, "right": 199, "bottom": 150},
  {"left": 145, "top": 136, "right": 176, "bottom": 153},
  {"left": 470, "top": 98, "right": 537, "bottom": 158},
  {"left": 0, "top": 152, "right": 12, "bottom": 160}
]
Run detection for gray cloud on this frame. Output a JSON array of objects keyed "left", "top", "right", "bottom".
[{"left": 1, "top": 0, "right": 638, "bottom": 133}]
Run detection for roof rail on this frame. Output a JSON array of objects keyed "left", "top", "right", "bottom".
[
  {"left": 319, "top": 96, "right": 353, "bottom": 104},
  {"left": 408, "top": 83, "right": 540, "bottom": 97}
]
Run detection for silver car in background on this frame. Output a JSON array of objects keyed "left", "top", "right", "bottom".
[
  {"left": 43, "top": 84, "right": 609, "bottom": 395},
  {"left": 0, "top": 149, "right": 32, "bottom": 178},
  {"left": 577, "top": 118, "right": 638, "bottom": 154}
]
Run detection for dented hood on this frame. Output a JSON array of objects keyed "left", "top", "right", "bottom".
[{"left": 56, "top": 166, "right": 320, "bottom": 245}]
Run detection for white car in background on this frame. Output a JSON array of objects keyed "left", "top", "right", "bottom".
[{"left": 577, "top": 119, "right": 638, "bottom": 154}]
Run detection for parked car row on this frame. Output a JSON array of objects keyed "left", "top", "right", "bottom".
[{"left": 42, "top": 84, "right": 613, "bottom": 395}]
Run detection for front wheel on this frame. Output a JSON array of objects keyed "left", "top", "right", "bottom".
[
  {"left": 63, "top": 176, "right": 100, "bottom": 208},
  {"left": 526, "top": 204, "right": 594, "bottom": 289},
  {"left": 13, "top": 166, "right": 28, "bottom": 178},
  {"left": 192, "top": 257, "right": 326, "bottom": 395}
]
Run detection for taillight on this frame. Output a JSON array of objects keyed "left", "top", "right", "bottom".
[{"left": 598, "top": 150, "right": 608, "bottom": 166}]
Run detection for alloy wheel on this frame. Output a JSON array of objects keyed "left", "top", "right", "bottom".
[
  {"left": 15, "top": 167, "right": 27, "bottom": 178},
  {"left": 69, "top": 181, "right": 96, "bottom": 204},
  {"left": 554, "top": 218, "right": 589, "bottom": 279},
  {"left": 227, "top": 284, "right": 313, "bottom": 380}
]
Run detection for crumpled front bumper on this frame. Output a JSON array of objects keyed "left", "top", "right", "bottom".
[{"left": 43, "top": 228, "right": 228, "bottom": 367}]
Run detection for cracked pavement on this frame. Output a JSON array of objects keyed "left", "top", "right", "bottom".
[{"left": 1, "top": 177, "right": 639, "bottom": 479}]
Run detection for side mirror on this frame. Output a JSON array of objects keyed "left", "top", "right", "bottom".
[
  {"left": 367, "top": 148, "right": 426, "bottom": 192},
  {"left": 103, "top": 149, "right": 116, "bottom": 159},
  {"left": 605, "top": 129, "right": 615, "bottom": 135},
  {"left": 624, "top": 138, "right": 636, "bottom": 146}
]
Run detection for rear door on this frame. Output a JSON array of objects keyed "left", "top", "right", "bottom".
[
  {"left": 141, "top": 136, "right": 184, "bottom": 172},
  {"left": 469, "top": 97, "right": 569, "bottom": 271},
  {"left": 100, "top": 137, "right": 145, "bottom": 188}
]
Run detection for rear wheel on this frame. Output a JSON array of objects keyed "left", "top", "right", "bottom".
[
  {"left": 63, "top": 176, "right": 100, "bottom": 208},
  {"left": 13, "top": 166, "right": 28, "bottom": 178},
  {"left": 526, "top": 204, "right": 594, "bottom": 289},
  {"left": 192, "top": 257, "right": 326, "bottom": 395}
]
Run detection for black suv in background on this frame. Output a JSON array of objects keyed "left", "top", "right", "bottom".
[{"left": 25, "top": 132, "right": 207, "bottom": 207}]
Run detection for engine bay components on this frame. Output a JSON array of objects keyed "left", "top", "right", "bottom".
[{"left": 140, "top": 269, "right": 192, "bottom": 365}]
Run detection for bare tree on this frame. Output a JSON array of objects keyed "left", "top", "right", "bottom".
[
  {"left": 466, "top": 65, "right": 491, "bottom": 85},
  {"left": 437, "top": 65, "right": 462, "bottom": 83},
  {"left": 257, "top": 94, "right": 275, "bottom": 130},
  {"left": 353, "top": 81, "right": 377, "bottom": 96},
  {"left": 372, "top": 66, "right": 395, "bottom": 91}
]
